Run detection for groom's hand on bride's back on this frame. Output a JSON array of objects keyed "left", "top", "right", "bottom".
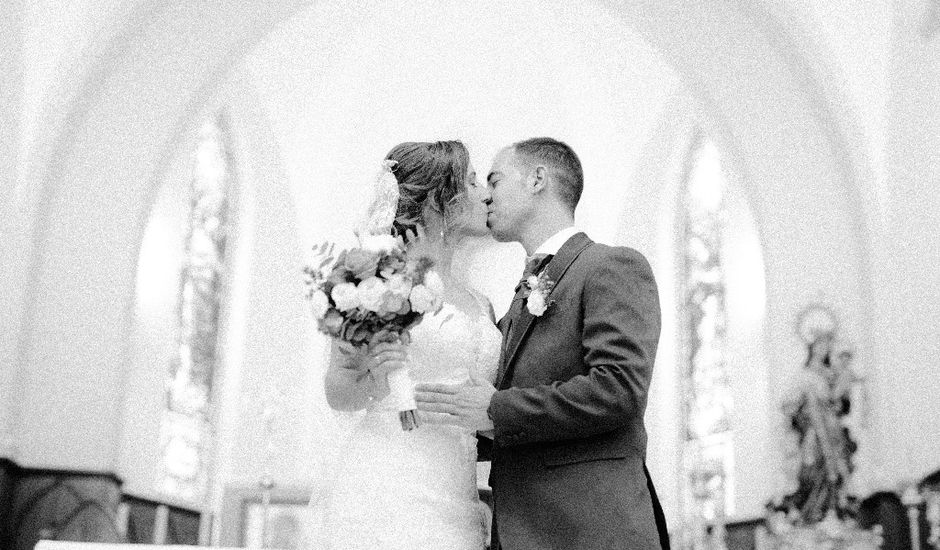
[{"left": 414, "top": 379, "right": 496, "bottom": 432}]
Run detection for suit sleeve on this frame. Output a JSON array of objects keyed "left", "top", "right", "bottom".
[
  {"left": 476, "top": 435, "right": 493, "bottom": 462},
  {"left": 487, "top": 248, "right": 661, "bottom": 446}
]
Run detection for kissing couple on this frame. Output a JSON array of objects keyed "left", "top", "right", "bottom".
[{"left": 313, "top": 138, "right": 669, "bottom": 550}]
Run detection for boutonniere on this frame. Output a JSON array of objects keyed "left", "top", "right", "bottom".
[{"left": 522, "top": 272, "right": 556, "bottom": 316}]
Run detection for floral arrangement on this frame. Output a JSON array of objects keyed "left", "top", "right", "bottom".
[
  {"left": 521, "top": 271, "right": 555, "bottom": 316},
  {"left": 304, "top": 231, "right": 444, "bottom": 430}
]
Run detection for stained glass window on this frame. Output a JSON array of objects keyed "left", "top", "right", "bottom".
[
  {"left": 156, "top": 115, "right": 234, "bottom": 501},
  {"left": 679, "top": 137, "right": 735, "bottom": 546}
]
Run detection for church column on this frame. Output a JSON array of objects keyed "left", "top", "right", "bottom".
[
  {"left": 873, "top": 0, "right": 940, "bottom": 484},
  {"left": 0, "top": 0, "right": 25, "bottom": 460},
  {"left": 0, "top": 5, "right": 129, "bottom": 547}
]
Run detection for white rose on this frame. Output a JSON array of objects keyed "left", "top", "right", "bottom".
[
  {"left": 331, "top": 282, "right": 360, "bottom": 311},
  {"left": 526, "top": 291, "right": 548, "bottom": 316},
  {"left": 309, "top": 289, "right": 330, "bottom": 318},
  {"left": 357, "top": 277, "right": 388, "bottom": 312},
  {"left": 360, "top": 234, "right": 400, "bottom": 255},
  {"left": 385, "top": 273, "right": 413, "bottom": 299},
  {"left": 526, "top": 275, "right": 540, "bottom": 288},
  {"left": 423, "top": 271, "right": 445, "bottom": 297},
  {"left": 380, "top": 292, "right": 406, "bottom": 314},
  {"left": 409, "top": 284, "right": 436, "bottom": 314}
]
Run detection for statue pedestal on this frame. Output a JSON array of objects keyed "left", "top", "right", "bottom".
[{"left": 763, "top": 513, "right": 883, "bottom": 550}]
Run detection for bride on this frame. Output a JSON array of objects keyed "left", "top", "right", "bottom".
[{"left": 314, "top": 141, "right": 502, "bottom": 549}]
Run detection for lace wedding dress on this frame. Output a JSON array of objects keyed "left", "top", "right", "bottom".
[{"left": 313, "top": 292, "right": 502, "bottom": 550}]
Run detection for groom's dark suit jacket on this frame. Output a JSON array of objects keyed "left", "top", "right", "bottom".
[{"left": 481, "top": 232, "right": 668, "bottom": 550}]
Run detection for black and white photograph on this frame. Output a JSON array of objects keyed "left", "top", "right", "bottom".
[{"left": 2, "top": 1, "right": 939, "bottom": 550}]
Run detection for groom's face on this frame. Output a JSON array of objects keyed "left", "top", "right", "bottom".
[{"left": 484, "top": 147, "right": 531, "bottom": 243}]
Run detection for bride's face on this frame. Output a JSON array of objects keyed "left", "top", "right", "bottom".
[{"left": 450, "top": 162, "right": 490, "bottom": 237}]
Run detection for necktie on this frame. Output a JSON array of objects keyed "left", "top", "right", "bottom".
[
  {"left": 515, "top": 253, "right": 553, "bottom": 293},
  {"left": 500, "top": 253, "right": 554, "bottom": 378}
]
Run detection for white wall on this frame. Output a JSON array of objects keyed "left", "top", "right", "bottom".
[
  {"left": 872, "top": 0, "right": 940, "bottom": 483},
  {"left": 7, "top": 0, "right": 311, "bottom": 471},
  {"left": 220, "top": 102, "right": 330, "bottom": 488},
  {"left": 239, "top": 0, "right": 681, "bottom": 297},
  {"left": 119, "top": 130, "right": 194, "bottom": 499},
  {"left": 1, "top": 2, "right": 148, "bottom": 457},
  {"left": 0, "top": 0, "right": 25, "bottom": 458},
  {"left": 760, "top": 0, "right": 890, "bottom": 201},
  {"left": 0, "top": 0, "right": 145, "bottom": 464},
  {"left": 720, "top": 162, "right": 773, "bottom": 516},
  {"left": 220, "top": 0, "right": 683, "bottom": 492},
  {"left": 627, "top": 93, "right": 776, "bottom": 522},
  {"left": 634, "top": 90, "right": 699, "bottom": 525},
  {"left": 20, "top": 0, "right": 145, "bottom": 174},
  {"left": 597, "top": 1, "right": 882, "bottom": 497}
]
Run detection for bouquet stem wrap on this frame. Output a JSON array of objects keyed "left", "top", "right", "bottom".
[{"left": 384, "top": 367, "right": 419, "bottom": 431}]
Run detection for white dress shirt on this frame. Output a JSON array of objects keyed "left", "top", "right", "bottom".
[{"left": 531, "top": 226, "right": 580, "bottom": 257}]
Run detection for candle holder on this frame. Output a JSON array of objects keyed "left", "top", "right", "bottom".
[
  {"left": 902, "top": 484, "right": 940, "bottom": 550},
  {"left": 257, "top": 474, "right": 276, "bottom": 549},
  {"left": 927, "top": 491, "right": 940, "bottom": 549},
  {"left": 903, "top": 484, "right": 927, "bottom": 550},
  {"left": 254, "top": 389, "right": 284, "bottom": 549}
]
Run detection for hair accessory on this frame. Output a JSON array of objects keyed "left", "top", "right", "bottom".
[{"left": 361, "top": 160, "right": 399, "bottom": 235}]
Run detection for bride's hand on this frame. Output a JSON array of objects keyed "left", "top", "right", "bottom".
[
  {"left": 364, "top": 342, "right": 409, "bottom": 377},
  {"left": 362, "top": 341, "right": 409, "bottom": 398}
]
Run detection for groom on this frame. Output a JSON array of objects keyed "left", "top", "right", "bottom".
[{"left": 415, "top": 137, "right": 668, "bottom": 550}]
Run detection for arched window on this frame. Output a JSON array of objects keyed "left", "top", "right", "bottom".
[
  {"left": 679, "top": 137, "right": 735, "bottom": 541},
  {"left": 156, "top": 115, "right": 234, "bottom": 501}
]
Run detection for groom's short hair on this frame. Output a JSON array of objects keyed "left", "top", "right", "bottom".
[{"left": 512, "top": 137, "right": 583, "bottom": 213}]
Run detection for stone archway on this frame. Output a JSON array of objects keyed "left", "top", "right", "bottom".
[{"left": 13, "top": 0, "right": 875, "bottom": 484}]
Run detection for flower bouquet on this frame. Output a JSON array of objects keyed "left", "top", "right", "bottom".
[{"left": 304, "top": 231, "right": 443, "bottom": 430}]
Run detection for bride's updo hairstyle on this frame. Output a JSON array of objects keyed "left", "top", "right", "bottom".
[{"left": 384, "top": 141, "right": 470, "bottom": 239}]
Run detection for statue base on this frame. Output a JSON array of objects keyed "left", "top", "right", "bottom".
[{"left": 763, "top": 511, "right": 883, "bottom": 550}]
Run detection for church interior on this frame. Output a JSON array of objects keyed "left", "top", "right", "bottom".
[{"left": 1, "top": 1, "right": 939, "bottom": 549}]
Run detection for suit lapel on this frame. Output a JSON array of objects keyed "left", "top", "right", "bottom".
[
  {"left": 496, "top": 290, "right": 525, "bottom": 378},
  {"left": 495, "top": 232, "right": 593, "bottom": 389}
]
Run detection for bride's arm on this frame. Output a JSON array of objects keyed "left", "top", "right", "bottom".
[{"left": 323, "top": 343, "right": 373, "bottom": 411}]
